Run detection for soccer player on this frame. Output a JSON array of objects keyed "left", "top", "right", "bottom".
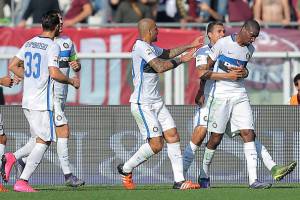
[
  {"left": 290, "top": 73, "right": 300, "bottom": 105},
  {"left": 1, "top": 10, "right": 80, "bottom": 192},
  {"left": 117, "top": 18, "right": 202, "bottom": 190},
  {"left": 0, "top": 76, "right": 13, "bottom": 192},
  {"left": 14, "top": 10, "right": 85, "bottom": 188},
  {"left": 183, "top": 21, "right": 297, "bottom": 189},
  {"left": 196, "top": 20, "right": 296, "bottom": 189}
]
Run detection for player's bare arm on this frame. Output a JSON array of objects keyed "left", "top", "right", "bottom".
[
  {"left": 195, "top": 79, "right": 206, "bottom": 106},
  {"left": 0, "top": 76, "right": 13, "bottom": 88},
  {"left": 149, "top": 48, "right": 197, "bottom": 73},
  {"left": 159, "top": 36, "right": 203, "bottom": 59},
  {"left": 8, "top": 56, "right": 24, "bottom": 78},
  {"left": 49, "top": 67, "right": 80, "bottom": 89},
  {"left": 69, "top": 60, "right": 81, "bottom": 72}
]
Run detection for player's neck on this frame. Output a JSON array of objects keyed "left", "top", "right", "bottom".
[
  {"left": 40, "top": 31, "right": 55, "bottom": 40},
  {"left": 236, "top": 35, "right": 245, "bottom": 47}
]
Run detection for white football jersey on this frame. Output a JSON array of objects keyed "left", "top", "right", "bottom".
[
  {"left": 16, "top": 36, "right": 60, "bottom": 111},
  {"left": 54, "top": 36, "right": 77, "bottom": 99},
  {"left": 129, "top": 40, "right": 163, "bottom": 104},
  {"left": 195, "top": 44, "right": 215, "bottom": 96},
  {"left": 207, "top": 34, "right": 255, "bottom": 97}
]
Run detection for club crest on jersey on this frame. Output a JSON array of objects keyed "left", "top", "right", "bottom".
[
  {"left": 63, "top": 43, "right": 69, "bottom": 49},
  {"left": 56, "top": 115, "right": 62, "bottom": 121},
  {"left": 246, "top": 53, "right": 251, "bottom": 61},
  {"left": 146, "top": 48, "right": 152, "bottom": 55}
]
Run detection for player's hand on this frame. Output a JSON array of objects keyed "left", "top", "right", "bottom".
[
  {"left": 13, "top": 75, "right": 23, "bottom": 85},
  {"left": 190, "top": 36, "right": 204, "bottom": 49},
  {"left": 69, "top": 61, "right": 80, "bottom": 71},
  {"left": 0, "top": 76, "right": 13, "bottom": 87},
  {"left": 228, "top": 66, "right": 248, "bottom": 78},
  {"left": 226, "top": 71, "right": 244, "bottom": 81},
  {"left": 180, "top": 48, "right": 197, "bottom": 62},
  {"left": 69, "top": 77, "right": 80, "bottom": 89}
]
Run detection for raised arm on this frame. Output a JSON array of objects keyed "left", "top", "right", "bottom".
[
  {"left": 8, "top": 56, "right": 25, "bottom": 78},
  {"left": 159, "top": 36, "right": 203, "bottom": 59}
]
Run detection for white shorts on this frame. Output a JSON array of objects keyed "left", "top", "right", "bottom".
[
  {"left": 193, "top": 106, "right": 240, "bottom": 138},
  {"left": 54, "top": 97, "right": 68, "bottom": 126},
  {"left": 131, "top": 101, "right": 176, "bottom": 140},
  {"left": 206, "top": 94, "right": 254, "bottom": 134},
  {"left": 0, "top": 114, "right": 3, "bottom": 136},
  {"left": 23, "top": 109, "right": 56, "bottom": 142}
]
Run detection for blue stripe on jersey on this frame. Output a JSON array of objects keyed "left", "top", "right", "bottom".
[
  {"left": 137, "top": 59, "right": 147, "bottom": 104},
  {"left": 218, "top": 55, "right": 247, "bottom": 67},
  {"left": 60, "top": 50, "right": 71, "bottom": 57},
  {"left": 138, "top": 104, "right": 151, "bottom": 139},
  {"left": 47, "top": 77, "right": 51, "bottom": 110},
  {"left": 49, "top": 110, "right": 54, "bottom": 141},
  {"left": 196, "top": 107, "right": 201, "bottom": 127},
  {"left": 132, "top": 64, "right": 135, "bottom": 79}
]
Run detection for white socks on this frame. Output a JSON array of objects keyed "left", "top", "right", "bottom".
[
  {"left": 123, "top": 143, "right": 155, "bottom": 173},
  {"left": 0, "top": 144, "right": 5, "bottom": 166},
  {"left": 13, "top": 137, "right": 36, "bottom": 160},
  {"left": 255, "top": 140, "right": 276, "bottom": 171},
  {"left": 200, "top": 147, "right": 215, "bottom": 178},
  {"left": 167, "top": 142, "right": 185, "bottom": 183},
  {"left": 244, "top": 142, "right": 258, "bottom": 185},
  {"left": 20, "top": 143, "right": 49, "bottom": 181},
  {"left": 183, "top": 141, "right": 199, "bottom": 176},
  {"left": 57, "top": 138, "right": 72, "bottom": 175}
]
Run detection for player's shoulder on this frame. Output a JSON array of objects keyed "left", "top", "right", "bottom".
[
  {"left": 247, "top": 43, "right": 255, "bottom": 53},
  {"left": 196, "top": 44, "right": 210, "bottom": 56}
]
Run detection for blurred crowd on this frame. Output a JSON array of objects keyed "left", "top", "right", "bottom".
[{"left": 0, "top": 0, "right": 300, "bottom": 26}]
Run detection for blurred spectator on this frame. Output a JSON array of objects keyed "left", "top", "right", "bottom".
[
  {"left": 14, "top": 0, "right": 30, "bottom": 24},
  {"left": 254, "top": 0, "right": 290, "bottom": 25},
  {"left": 156, "top": 0, "right": 178, "bottom": 22},
  {"left": 228, "top": 0, "right": 253, "bottom": 22},
  {"left": 88, "top": 0, "right": 109, "bottom": 24},
  {"left": 18, "top": 0, "right": 60, "bottom": 27},
  {"left": 140, "top": 0, "right": 157, "bottom": 19},
  {"left": 289, "top": 0, "right": 298, "bottom": 22},
  {"left": 114, "top": 0, "right": 152, "bottom": 23},
  {"left": 188, "top": 0, "right": 224, "bottom": 23},
  {"left": 290, "top": 73, "right": 300, "bottom": 105},
  {"left": 0, "top": 0, "right": 10, "bottom": 19},
  {"left": 64, "top": 0, "right": 93, "bottom": 27}
]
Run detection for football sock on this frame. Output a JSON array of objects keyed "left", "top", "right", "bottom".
[
  {"left": 167, "top": 142, "right": 185, "bottom": 183},
  {"left": 183, "top": 141, "right": 199, "bottom": 176},
  {"left": 255, "top": 140, "right": 276, "bottom": 171},
  {"left": 123, "top": 143, "right": 155, "bottom": 173},
  {"left": 57, "top": 138, "right": 72, "bottom": 175},
  {"left": 13, "top": 137, "right": 35, "bottom": 159},
  {"left": 244, "top": 142, "right": 258, "bottom": 185},
  {"left": 200, "top": 147, "right": 215, "bottom": 178},
  {"left": 0, "top": 144, "right": 5, "bottom": 166},
  {"left": 20, "top": 143, "right": 48, "bottom": 181}
]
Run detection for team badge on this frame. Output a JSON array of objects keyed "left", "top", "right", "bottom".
[
  {"left": 146, "top": 48, "right": 152, "bottom": 55},
  {"left": 246, "top": 53, "right": 251, "bottom": 61},
  {"left": 56, "top": 115, "right": 62, "bottom": 121},
  {"left": 212, "top": 122, "right": 217, "bottom": 128},
  {"left": 63, "top": 43, "right": 69, "bottom": 48},
  {"left": 153, "top": 127, "right": 159, "bottom": 132}
]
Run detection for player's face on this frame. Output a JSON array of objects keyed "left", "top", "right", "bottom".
[
  {"left": 149, "top": 24, "right": 158, "bottom": 42},
  {"left": 243, "top": 28, "right": 259, "bottom": 45},
  {"left": 58, "top": 14, "right": 63, "bottom": 33},
  {"left": 209, "top": 25, "right": 225, "bottom": 44}
]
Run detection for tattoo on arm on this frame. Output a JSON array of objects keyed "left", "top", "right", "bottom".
[
  {"left": 148, "top": 57, "right": 182, "bottom": 73},
  {"left": 159, "top": 46, "right": 190, "bottom": 59}
]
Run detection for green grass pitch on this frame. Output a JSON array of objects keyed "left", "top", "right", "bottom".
[{"left": 1, "top": 184, "right": 300, "bottom": 200}]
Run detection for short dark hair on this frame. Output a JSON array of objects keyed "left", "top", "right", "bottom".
[
  {"left": 294, "top": 73, "right": 300, "bottom": 86},
  {"left": 41, "top": 10, "right": 60, "bottom": 31},
  {"left": 207, "top": 21, "right": 224, "bottom": 35},
  {"left": 242, "top": 20, "right": 260, "bottom": 34}
]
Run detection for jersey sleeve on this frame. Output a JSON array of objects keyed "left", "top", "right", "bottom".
[
  {"left": 208, "top": 39, "right": 223, "bottom": 61},
  {"left": 69, "top": 42, "right": 78, "bottom": 61},
  {"left": 195, "top": 48, "right": 208, "bottom": 67},
  {"left": 48, "top": 43, "right": 60, "bottom": 68},
  {"left": 137, "top": 42, "right": 159, "bottom": 63},
  {"left": 15, "top": 43, "right": 26, "bottom": 61},
  {"left": 152, "top": 45, "right": 163, "bottom": 57}
]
